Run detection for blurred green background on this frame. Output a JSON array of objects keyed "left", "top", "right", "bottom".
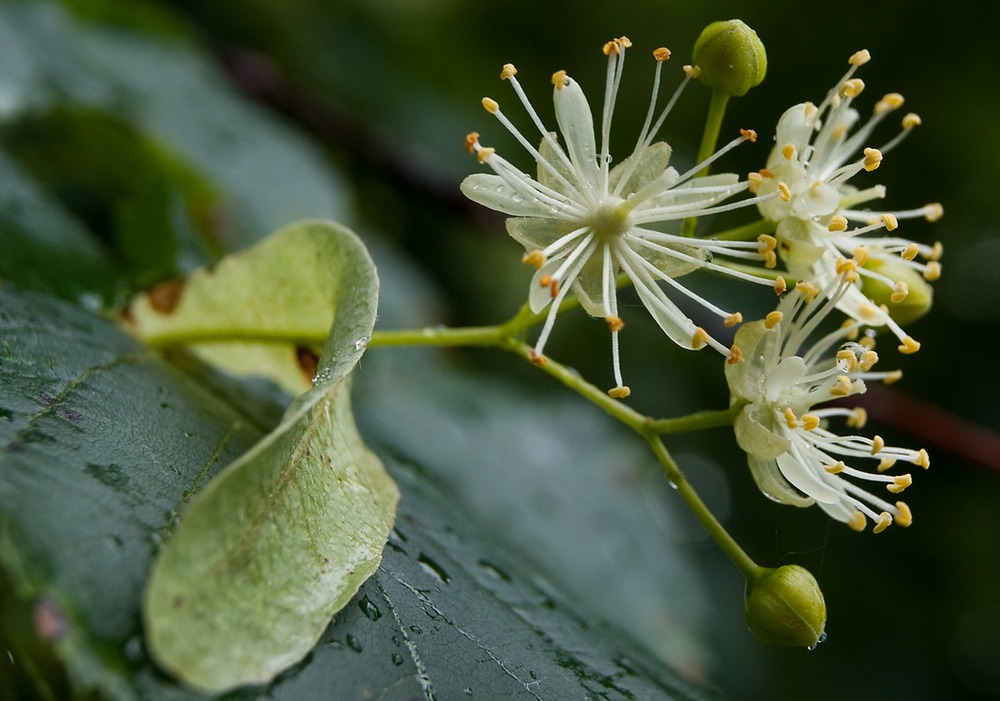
[{"left": 3, "top": 0, "right": 1000, "bottom": 698}]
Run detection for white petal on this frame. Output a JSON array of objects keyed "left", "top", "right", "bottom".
[
  {"left": 528, "top": 258, "right": 562, "bottom": 313},
  {"left": 537, "top": 135, "right": 578, "bottom": 197},
  {"left": 571, "top": 255, "right": 608, "bottom": 318},
  {"left": 775, "top": 450, "right": 843, "bottom": 504},
  {"left": 506, "top": 217, "right": 574, "bottom": 251},
  {"left": 609, "top": 141, "right": 672, "bottom": 196},
  {"left": 734, "top": 405, "right": 792, "bottom": 461},
  {"left": 553, "top": 77, "right": 600, "bottom": 190},
  {"left": 747, "top": 455, "right": 814, "bottom": 507},
  {"left": 773, "top": 103, "right": 815, "bottom": 153},
  {"left": 460, "top": 173, "right": 556, "bottom": 217}
]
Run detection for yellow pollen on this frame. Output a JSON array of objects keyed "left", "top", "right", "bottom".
[
  {"left": 859, "top": 337, "right": 876, "bottom": 352},
  {"left": 849, "top": 49, "right": 872, "bottom": 66},
  {"left": 898, "top": 336, "right": 921, "bottom": 354},
  {"left": 836, "top": 256, "right": 857, "bottom": 274},
  {"left": 740, "top": 128, "right": 758, "bottom": 143},
  {"left": 476, "top": 147, "right": 495, "bottom": 163},
  {"left": 683, "top": 64, "right": 701, "bottom": 79},
  {"left": 759, "top": 168, "right": 776, "bottom": 179},
  {"left": 758, "top": 234, "right": 777, "bottom": 251},
  {"left": 828, "top": 215, "right": 849, "bottom": 232},
  {"left": 891, "top": 281, "right": 909, "bottom": 303},
  {"left": 840, "top": 319, "right": 860, "bottom": 340},
  {"left": 923, "top": 261, "right": 942, "bottom": 281},
  {"left": 825, "top": 461, "right": 846, "bottom": 474},
  {"left": 551, "top": 70, "right": 568, "bottom": 89},
  {"left": 881, "top": 213, "right": 899, "bottom": 231},
  {"left": 603, "top": 40, "right": 620, "bottom": 56},
  {"left": 539, "top": 274, "right": 552, "bottom": 288},
  {"left": 804, "top": 102, "right": 818, "bottom": 119},
  {"left": 608, "top": 385, "right": 631, "bottom": 399},
  {"left": 845, "top": 269, "right": 860, "bottom": 284},
  {"left": 877, "top": 457, "right": 897, "bottom": 472},
  {"left": 901, "top": 242, "right": 919, "bottom": 261},
  {"left": 915, "top": 448, "right": 930, "bottom": 469},
  {"left": 521, "top": 250, "right": 546, "bottom": 268},
  {"left": 795, "top": 281, "right": 819, "bottom": 301},
  {"left": 863, "top": 147, "right": 883, "bottom": 171},
  {"left": 883, "top": 369, "right": 903, "bottom": 384},
  {"left": 605, "top": 315, "right": 624, "bottom": 332},
  {"left": 763, "top": 251, "right": 777, "bottom": 268},
  {"left": 653, "top": 47, "right": 671, "bottom": 62},
  {"left": 894, "top": 501, "right": 913, "bottom": 527},
  {"left": 902, "top": 112, "right": 922, "bottom": 129},
  {"left": 841, "top": 78, "right": 865, "bottom": 98},
  {"left": 617, "top": 36, "right": 633, "bottom": 48},
  {"left": 773, "top": 276, "right": 787, "bottom": 295},
  {"left": 870, "top": 434, "right": 885, "bottom": 455},
  {"left": 848, "top": 407, "right": 868, "bottom": 429},
  {"left": 781, "top": 143, "right": 796, "bottom": 160},
  {"left": 860, "top": 350, "right": 878, "bottom": 371},
  {"left": 831, "top": 374, "right": 853, "bottom": 396},
  {"left": 848, "top": 511, "right": 867, "bottom": 532},
  {"left": 859, "top": 303, "right": 879, "bottom": 320},
  {"left": 837, "top": 348, "right": 858, "bottom": 371},
  {"left": 784, "top": 407, "right": 798, "bottom": 429},
  {"left": 801, "top": 413, "right": 820, "bottom": 431},
  {"left": 873, "top": 512, "right": 892, "bottom": 534},
  {"left": 875, "top": 92, "right": 905, "bottom": 114},
  {"left": 528, "top": 350, "right": 547, "bottom": 367},
  {"left": 925, "top": 204, "right": 944, "bottom": 222},
  {"left": 724, "top": 312, "right": 743, "bottom": 328},
  {"left": 500, "top": 63, "right": 517, "bottom": 80},
  {"left": 727, "top": 344, "right": 744, "bottom": 365},
  {"left": 887, "top": 474, "right": 913, "bottom": 494},
  {"left": 928, "top": 240, "right": 944, "bottom": 259},
  {"left": 778, "top": 182, "right": 792, "bottom": 201},
  {"left": 549, "top": 278, "right": 561, "bottom": 298},
  {"left": 764, "top": 311, "right": 784, "bottom": 329},
  {"left": 482, "top": 97, "right": 499, "bottom": 113},
  {"left": 692, "top": 326, "right": 710, "bottom": 350},
  {"left": 464, "top": 132, "right": 480, "bottom": 154},
  {"left": 853, "top": 245, "right": 870, "bottom": 265},
  {"left": 747, "top": 172, "right": 763, "bottom": 194}
]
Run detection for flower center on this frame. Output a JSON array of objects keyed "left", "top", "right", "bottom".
[{"left": 588, "top": 198, "right": 632, "bottom": 243}]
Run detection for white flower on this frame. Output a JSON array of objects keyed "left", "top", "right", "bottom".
[
  {"left": 461, "top": 37, "right": 782, "bottom": 397},
  {"left": 752, "top": 50, "right": 943, "bottom": 355},
  {"left": 725, "top": 274, "right": 929, "bottom": 533}
]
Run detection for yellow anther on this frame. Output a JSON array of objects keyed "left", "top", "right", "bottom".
[
  {"left": 894, "top": 501, "right": 913, "bottom": 527},
  {"left": 476, "top": 147, "right": 495, "bottom": 163},
  {"left": 683, "top": 64, "right": 701, "bottom": 79},
  {"left": 831, "top": 374, "right": 853, "bottom": 397},
  {"left": 804, "top": 101, "right": 819, "bottom": 119},
  {"left": 863, "top": 147, "right": 883, "bottom": 171},
  {"left": 848, "top": 511, "right": 867, "bottom": 532},
  {"left": 841, "top": 78, "right": 865, "bottom": 98},
  {"left": 521, "top": 250, "right": 546, "bottom": 269},
  {"left": 528, "top": 350, "right": 547, "bottom": 367},
  {"left": 692, "top": 326, "right": 710, "bottom": 350},
  {"left": 901, "top": 242, "right": 919, "bottom": 261},
  {"left": 852, "top": 245, "right": 870, "bottom": 265},
  {"left": 500, "top": 63, "right": 517, "bottom": 80},
  {"left": 887, "top": 474, "right": 913, "bottom": 494},
  {"left": 757, "top": 234, "right": 777, "bottom": 251},
  {"left": 617, "top": 36, "right": 633, "bottom": 48},
  {"left": 925, "top": 204, "right": 944, "bottom": 223},
  {"left": 841, "top": 319, "right": 860, "bottom": 340},
  {"left": 848, "top": 407, "right": 868, "bottom": 429},
  {"left": 464, "top": 132, "right": 480, "bottom": 154},
  {"left": 828, "top": 215, "right": 849, "bottom": 232},
  {"left": 740, "top": 128, "right": 758, "bottom": 143},
  {"left": 870, "top": 434, "right": 885, "bottom": 455},
  {"left": 482, "top": 97, "right": 499, "bottom": 113},
  {"left": 845, "top": 269, "right": 860, "bottom": 283},
  {"left": 928, "top": 239, "right": 944, "bottom": 259},
  {"left": 551, "top": 70, "right": 568, "bottom": 89},
  {"left": 836, "top": 256, "right": 857, "bottom": 274},
  {"left": 778, "top": 182, "right": 792, "bottom": 201},
  {"left": 795, "top": 281, "right": 819, "bottom": 301},
  {"left": 605, "top": 315, "right": 624, "bottom": 332},
  {"left": 724, "top": 312, "right": 743, "bottom": 328},
  {"left": 764, "top": 310, "right": 784, "bottom": 329},
  {"left": 549, "top": 278, "right": 561, "bottom": 298},
  {"left": 801, "top": 413, "right": 820, "bottom": 431},
  {"left": 727, "top": 344, "right": 744, "bottom": 365},
  {"left": 859, "top": 335, "right": 876, "bottom": 351},
  {"left": 898, "top": 336, "right": 921, "bottom": 354},
  {"left": 824, "top": 461, "right": 846, "bottom": 474},
  {"left": 849, "top": 49, "right": 871, "bottom": 66},
  {"left": 874, "top": 92, "right": 905, "bottom": 114},
  {"left": 902, "top": 112, "right": 922, "bottom": 129},
  {"left": 837, "top": 348, "right": 858, "bottom": 371},
  {"left": 880, "top": 213, "right": 898, "bottom": 231},
  {"left": 859, "top": 303, "right": 880, "bottom": 320},
  {"left": 923, "top": 261, "right": 942, "bottom": 281},
  {"left": 915, "top": 448, "right": 930, "bottom": 469},
  {"left": 781, "top": 143, "right": 796, "bottom": 160},
  {"left": 747, "top": 172, "right": 763, "bottom": 194},
  {"left": 773, "top": 276, "right": 787, "bottom": 295},
  {"left": 653, "top": 47, "right": 672, "bottom": 62},
  {"left": 890, "top": 281, "right": 909, "bottom": 303},
  {"left": 877, "top": 457, "right": 897, "bottom": 472},
  {"left": 873, "top": 512, "right": 892, "bottom": 534},
  {"left": 859, "top": 350, "right": 878, "bottom": 371},
  {"left": 608, "top": 385, "right": 631, "bottom": 399},
  {"left": 883, "top": 369, "right": 903, "bottom": 384},
  {"left": 784, "top": 407, "right": 799, "bottom": 429},
  {"left": 763, "top": 250, "right": 777, "bottom": 269},
  {"left": 759, "top": 168, "right": 776, "bottom": 179},
  {"left": 603, "top": 40, "right": 621, "bottom": 56}
]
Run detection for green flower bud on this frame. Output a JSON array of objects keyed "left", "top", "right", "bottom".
[
  {"left": 692, "top": 20, "right": 767, "bottom": 97},
  {"left": 860, "top": 257, "right": 934, "bottom": 326},
  {"left": 745, "top": 565, "right": 827, "bottom": 647}
]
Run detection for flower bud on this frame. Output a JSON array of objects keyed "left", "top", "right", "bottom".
[
  {"left": 860, "top": 258, "right": 934, "bottom": 326},
  {"left": 692, "top": 20, "right": 767, "bottom": 97},
  {"left": 745, "top": 565, "right": 827, "bottom": 647}
]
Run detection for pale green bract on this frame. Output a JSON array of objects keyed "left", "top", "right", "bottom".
[{"left": 140, "top": 220, "right": 399, "bottom": 692}]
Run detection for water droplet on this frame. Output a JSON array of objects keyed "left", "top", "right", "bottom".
[
  {"left": 354, "top": 336, "right": 370, "bottom": 351},
  {"left": 510, "top": 192, "right": 525, "bottom": 203},
  {"left": 495, "top": 184, "right": 506, "bottom": 193},
  {"left": 464, "top": 688, "right": 474, "bottom": 696},
  {"left": 409, "top": 625, "right": 423, "bottom": 635},
  {"left": 391, "top": 652, "right": 405, "bottom": 666},
  {"left": 807, "top": 631, "right": 828, "bottom": 651},
  {"left": 358, "top": 596, "right": 381, "bottom": 621},
  {"left": 478, "top": 559, "right": 512, "bottom": 582},
  {"left": 418, "top": 553, "right": 451, "bottom": 585},
  {"left": 346, "top": 633, "right": 363, "bottom": 653}
]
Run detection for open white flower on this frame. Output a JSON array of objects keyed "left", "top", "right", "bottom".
[
  {"left": 725, "top": 274, "right": 929, "bottom": 532},
  {"left": 752, "top": 50, "right": 942, "bottom": 355},
  {"left": 461, "top": 37, "right": 783, "bottom": 397}
]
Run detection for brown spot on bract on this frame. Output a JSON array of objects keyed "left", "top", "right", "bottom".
[
  {"left": 147, "top": 279, "right": 187, "bottom": 314},
  {"left": 296, "top": 346, "right": 319, "bottom": 384},
  {"left": 33, "top": 597, "right": 68, "bottom": 640}
]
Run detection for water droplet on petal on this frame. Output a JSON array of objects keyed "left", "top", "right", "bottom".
[
  {"left": 354, "top": 336, "right": 370, "bottom": 351},
  {"left": 807, "top": 631, "right": 828, "bottom": 651}
]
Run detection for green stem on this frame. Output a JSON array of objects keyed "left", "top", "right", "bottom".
[
  {"left": 647, "top": 401, "right": 744, "bottom": 434},
  {"left": 682, "top": 89, "right": 731, "bottom": 237}
]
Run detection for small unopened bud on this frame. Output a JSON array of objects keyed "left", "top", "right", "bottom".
[
  {"left": 860, "top": 258, "right": 934, "bottom": 326},
  {"left": 745, "top": 565, "right": 827, "bottom": 647},
  {"left": 692, "top": 20, "right": 767, "bottom": 97}
]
